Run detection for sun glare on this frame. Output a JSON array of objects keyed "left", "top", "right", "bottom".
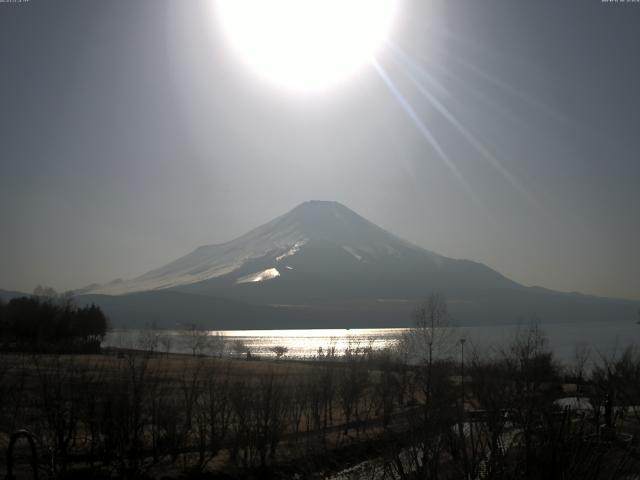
[{"left": 216, "top": 0, "right": 398, "bottom": 93}]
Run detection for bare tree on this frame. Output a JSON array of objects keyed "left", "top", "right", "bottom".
[
  {"left": 232, "top": 339, "right": 251, "bottom": 359},
  {"left": 253, "top": 369, "right": 288, "bottom": 466},
  {"left": 137, "top": 329, "right": 158, "bottom": 354},
  {"left": 383, "top": 294, "right": 458, "bottom": 479},
  {"left": 375, "top": 351, "right": 398, "bottom": 430},
  {"left": 159, "top": 334, "right": 173, "bottom": 356},
  {"left": 567, "top": 343, "right": 591, "bottom": 383},
  {"left": 338, "top": 343, "right": 369, "bottom": 435},
  {"left": 203, "top": 362, "right": 232, "bottom": 462},
  {"left": 32, "top": 284, "right": 59, "bottom": 301},
  {"left": 289, "top": 376, "right": 308, "bottom": 434},
  {"left": 208, "top": 331, "right": 226, "bottom": 358},
  {"left": 33, "top": 356, "right": 81, "bottom": 473},
  {"left": 270, "top": 345, "right": 289, "bottom": 360},
  {"left": 398, "top": 293, "right": 457, "bottom": 366},
  {"left": 501, "top": 323, "right": 559, "bottom": 477},
  {"left": 590, "top": 346, "right": 640, "bottom": 438},
  {"left": 186, "top": 323, "right": 209, "bottom": 356}
]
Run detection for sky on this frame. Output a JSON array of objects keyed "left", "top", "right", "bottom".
[{"left": 1, "top": 0, "right": 639, "bottom": 301}]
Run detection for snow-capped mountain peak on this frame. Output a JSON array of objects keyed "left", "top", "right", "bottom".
[{"left": 85, "top": 201, "right": 438, "bottom": 295}]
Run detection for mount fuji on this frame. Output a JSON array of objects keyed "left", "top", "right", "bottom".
[{"left": 77, "top": 201, "right": 638, "bottom": 329}]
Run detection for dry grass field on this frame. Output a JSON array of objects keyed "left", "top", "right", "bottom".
[{"left": 0, "top": 349, "right": 404, "bottom": 479}]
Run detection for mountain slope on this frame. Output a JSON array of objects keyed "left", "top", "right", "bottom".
[
  {"left": 80, "top": 201, "right": 639, "bottom": 327},
  {"left": 87, "top": 201, "right": 518, "bottom": 297}
]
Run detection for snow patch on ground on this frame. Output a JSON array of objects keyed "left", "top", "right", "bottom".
[
  {"left": 236, "top": 268, "right": 281, "bottom": 284},
  {"left": 342, "top": 246, "right": 363, "bottom": 261},
  {"left": 88, "top": 262, "right": 244, "bottom": 295},
  {"left": 276, "top": 240, "right": 306, "bottom": 261}
]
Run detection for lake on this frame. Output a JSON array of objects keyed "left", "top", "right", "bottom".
[{"left": 102, "top": 319, "right": 640, "bottom": 365}]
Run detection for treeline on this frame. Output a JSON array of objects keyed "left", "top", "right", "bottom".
[
  {"left": 0, "top": 289, "right": 108, "bottom": 353},
  {"left": 1, "top": 333, "right": 639, "bottom": 479},
  {"left": 0, "top": 296, "right": 639, "bottom": 479}
]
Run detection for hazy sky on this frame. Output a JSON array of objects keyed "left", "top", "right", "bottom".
[{"left": 1, "top": 0, "right": 639, "bottom": 300}]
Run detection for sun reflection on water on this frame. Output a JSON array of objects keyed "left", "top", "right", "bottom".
[{"left": 217, "top": 328, "right": 407, "bottom": 357}]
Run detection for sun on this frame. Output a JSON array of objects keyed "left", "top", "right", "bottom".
[{"left": 216, "top": 0, "right": 398, "bottom": 93}]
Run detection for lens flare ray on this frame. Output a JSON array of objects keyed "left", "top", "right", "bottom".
[
  {"left": 371, "top": 57, "right": 480, "bottom": 206},
  {"left": 427, "top": 41, "right": 570, "bottom": 126},
  {"left": 392, "top": 49, "right": 541, "bottom": 211}
]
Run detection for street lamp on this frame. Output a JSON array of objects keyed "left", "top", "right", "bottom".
[
  {"left": 460, "top": 337, "right": 466, "bottom": 407},
  {"left": 460, "top": 337, "right": 469, "bottom": 479}
]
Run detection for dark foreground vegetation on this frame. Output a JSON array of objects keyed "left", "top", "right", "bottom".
[
  {"left": 0, "top": 289, "right": 108, "bottom": 353},
  {"left": 0, "top": 295, "right": 639, "bottom": 479}
]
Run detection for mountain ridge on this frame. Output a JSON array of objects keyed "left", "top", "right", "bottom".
[
  {"left": 70, "top": 201, "right": 639, "bottom": 328},
  {"left": 83, "top": 200, "right": 449, "bottom": 295}
]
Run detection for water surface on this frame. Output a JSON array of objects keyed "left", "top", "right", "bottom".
[{"left": 103, "top": 319, "right": 640, "bottom": 364}]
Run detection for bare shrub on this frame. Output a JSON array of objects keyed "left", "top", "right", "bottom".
[{"left": 270, "top": 345, "right": 289, "bottom": 360}]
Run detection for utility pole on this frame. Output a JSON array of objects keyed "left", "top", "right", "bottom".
[
  {"left": 459, "top": 337, "right": 470, "bottom": 480},
  {"left": 461, "top": 337, "right": 466, "bottom": 409}
]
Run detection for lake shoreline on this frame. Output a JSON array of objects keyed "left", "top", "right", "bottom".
[{"left": 103, "top": 319, "right": 640, "bottom": 363}]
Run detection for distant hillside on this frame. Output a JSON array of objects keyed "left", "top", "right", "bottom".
[
  {"left": 0, "top": 289, "right": 28, "bottom": 302},
  {"left": 75, "top": 290, "right": 407, "bottom": 330}
]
